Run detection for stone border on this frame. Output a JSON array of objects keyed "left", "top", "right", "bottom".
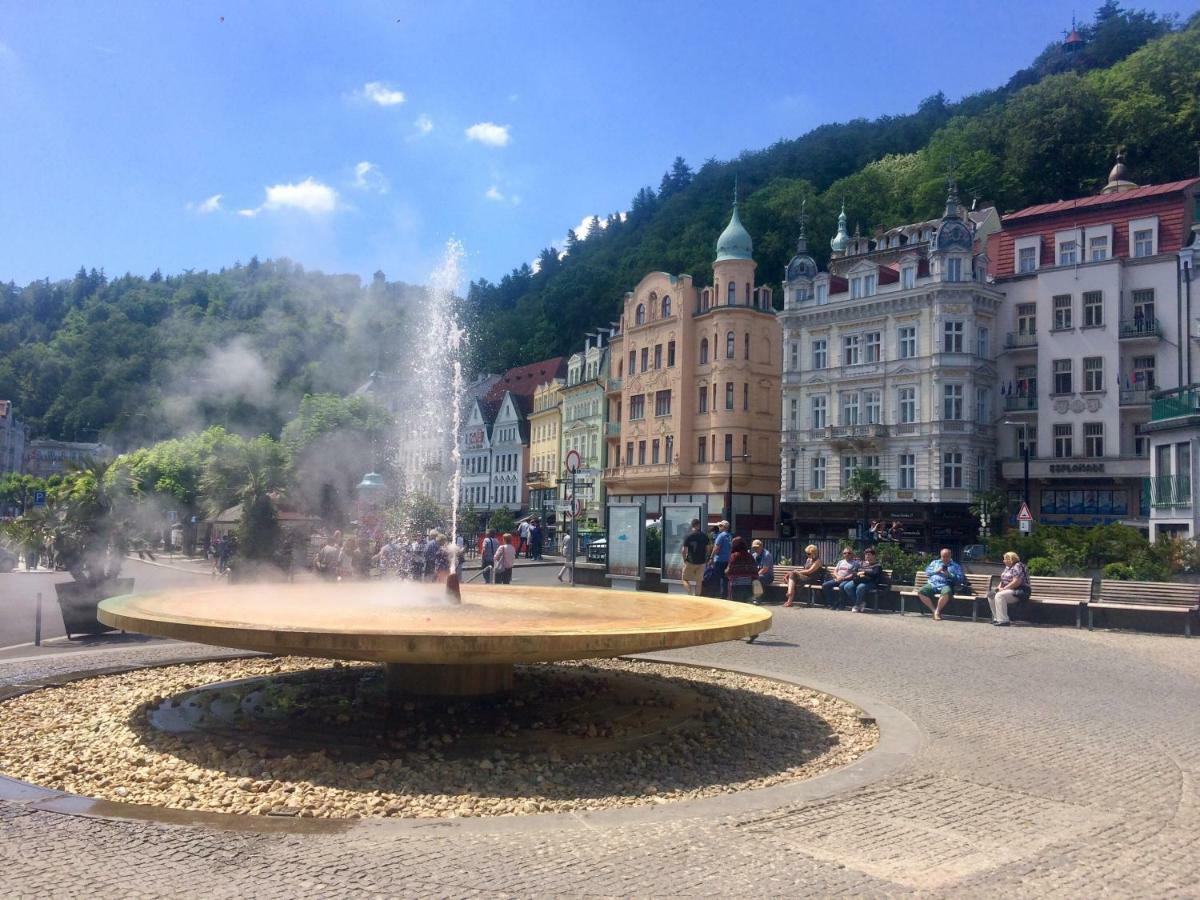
[{"left": 0, "top": 649, "right": 924, "bottom": 836}]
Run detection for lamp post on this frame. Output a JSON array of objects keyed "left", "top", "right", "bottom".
[{"left": 726, "top": 450, "right": 750, "bottom": 533}]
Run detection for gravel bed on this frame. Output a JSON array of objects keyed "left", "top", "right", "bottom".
[{"left": 0, "top": 657, "right": 876, "bottom": 819}]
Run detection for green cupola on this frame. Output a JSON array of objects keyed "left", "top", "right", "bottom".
[
  {"left": 830, "top": 201, "right": 849, "bottom": 254},
  {"left": 715, "top": 202, "right": 754, "bottom": 262}
]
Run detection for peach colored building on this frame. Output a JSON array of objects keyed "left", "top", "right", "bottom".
[{"left": 604, "top": 199, "right": 782, "bottom": 537}]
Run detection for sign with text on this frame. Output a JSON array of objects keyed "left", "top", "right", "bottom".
[
  {"left": 660, "top": 503, "right": 706, "bottom": 585},
  {"left": 605, "top": 503, "right": 645, "bottom": 581}
]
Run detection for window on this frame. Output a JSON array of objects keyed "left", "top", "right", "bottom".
[
  {"left": 975, "top": 387, "right": 989, "bottom": 424},
  {"left": 725, "top": 382, "right": 734, "bottom": 410},
  {"left": 1059, "top": 239, "right": 1077, "bottom": 266},
  {"left": 698, "top": 386, "right": 708, "bottom": 413},
  {"left": 865, "top": 390, "right": 881, "bottom": 424},
  {"left": 898, "top": 454, "right": 915, "bottom": 489},
  {"left": 724, "top": 434, "right": 733, "bottom": 461},
  {"left": 744, "top": 333, "right": 750, "bottom": 360},
  {"left": 742, "top": 434, "right": 748, "bottom": 457},
  {"left": 635, "top": 304, "right": 646, "bottom": 325},
  {"left": 942, "top": 452, "right": 963, "bottom": 488},
  {"left": 788, "top": 397, "right": 798, "bottom": 429},
  {"left": 898, "top": 326, "right": 916, "bottom": 359},
  {"left": 1132, "top": 289, "right": 1155, "bottom": 331},
  {"left": 1017, "top": 303, "right": 1036, "bottom": 336},
  {"left": 699, "top": 338, "right": 708, "bottom": 364},
  {"left": 640, "top": 347, "right": 649, "bottom": 371},
  {"left": 625, "top": 442, "right": 633, "bottom": 466},
  {"left": 815, "top": 283, "right": 828, "bottom": 304},
  {"left": 811, "top": 456, "right": 826, "bottom": 490},
  {"left": 727, "top": 281, "right": 736, "bottom": 306},
  {"left": 1083, "top": 291, "right": 1103, "bottom": 327},
  {"left": 976, "top": 455, "right": 988, "bottom": 491},
  {"left": 662, "top": 295, "right": 671, "bottom": 317},
  {"left": 1053, "top": 359, "right": 1072, "bottom": 394},
  {"left": 812, "top": 339, "right": 828, "bottom": 369},
  {"left": 667, "top": 340, "right": 675, "bottom": 366},
  {"left": 898, "top": 387, "right": 916, "bottom": 424},
  {"left": 1054, "top": 424, "right": 1073, "bottom": 458},
  {"left": 864, "top": 274, "right": 876, "bottom": 296},
  {"left": 943, "top": 321, "right": 963, "bottom": 353},
  {"left": 743, "top": 383, "right": 749, "bottom": 411},
  {"left": 943, "top": 384, "right": 963, "bottom": 420},
  {"left": 1053, "top": 295, "right": 1072, "bottom": 330},
  {"left": 1089, "top": 236, "right": 1108, "bottom": 262},
  {"left": 651, "top": 439, "right": 660, "bottom": 465},
  {"left": 628, "top": 350, "right": 636, "bottom": 375},
  {"left": 629, "top": 394, "right": 645, "bottom": 420},
  {"left": 1084, "top": 422, "right": 1104, "bottom": 458},
  {"left": 1017, "top": 246, "right": 1037, "bottom": 273},
  {"left": 842, "top": 455, "right": 858, "bottom": 482},
  {"left": 946, "top": 257, "right": 963, "bottom": 282},
  {"left": 654, "top": 390, "right": 671, "bottom": 417},
  {"left": 726, "top": 331, "right": 735, "bottom": 358},
  {"left": 842, "top": 393, "right": 860, "bottom": 426},
  {"left": 1133, "top": 228, "right": 1154, "bottom": 258},
  {"left": 865, "top": 332, "right": 881, "bottom": 363},
  {"left": 1017, "top": 424, "right": 1037, "bottom": 457},
  {"left": 1083, "top": 357, "right": 1104, "bottom": 393},
  {"left": 843, "top": 335, "right": 861, "bottom": 366},
  {"left": 789, "top": 341, "right": 798, "bottom": 371},
  {"left": 976, "top": 326, "right": 989, "bottom": 357},
  {"left": 787, "top": 456, "right": 796, "bottom": 491},
  {"left": 850, "top": 277, "right": 863, "bottom": 299},
  {"left": 1016, "top": 364, "right": 1037, "bottom": 398},
  {"left": 638, "top": 441, "right": 646, "bottom": 466},
  {"left": 811, "top": 395, "right": 827, "bottom": 429},
  {"left": 697, "top": 436, "right": 707, "bottom": 463},
  {"left": 901, "top": 266, "right": 916, "bottom": 288},
  {"left": 1132, "top": 355, "right": 1156, "bottom": 389},
  {"left": 654, "top": 344, "right": 662, "bottom": 369}
]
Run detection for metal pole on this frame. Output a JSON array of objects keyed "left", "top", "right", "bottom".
[
  {"left": 570, "top": 466, "right": 577, "bottom": 587},
  {"left": 1023, "top": 444, "right": 1030, "bottom": 510},
  {"left": 34, "top": 592, "right": 42, "bottom": 647}
]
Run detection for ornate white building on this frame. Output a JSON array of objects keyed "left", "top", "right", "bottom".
[{"left": 779, "top": 187, "right": 1002, "bottom": 546}]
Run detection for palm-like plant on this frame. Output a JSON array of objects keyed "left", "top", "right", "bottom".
[
  {"left": 35, "top": 460, "right": 129, "bottom": 587},
  {"left": 842, "top": 468, "right": 889, "bottom": 545},
  {"left": 199, "top": 434, "right": 289, "bottom": 563}
]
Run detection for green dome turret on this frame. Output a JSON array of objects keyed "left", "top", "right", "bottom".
[
  {"left": 715, "top": 202, "right": 754, "bottom": 262},
  {"left": 830, "top": 201, "right": 849, "bottom": 254}
]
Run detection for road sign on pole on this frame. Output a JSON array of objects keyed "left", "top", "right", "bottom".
[
  {"left": 1016, "top": 502, "right": 1033, "bottom": 522},
  {"left": 1019, "top": 519, "right": 1032, "bottom": 534},
  {"left": 564, "top": 449, "right": 582, "bottom": 474},
  {"left": 33, "top": 491, "right": 46, "bottom": 506}
]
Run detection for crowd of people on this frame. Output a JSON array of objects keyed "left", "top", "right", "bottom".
[{"left": 310, "top": 529, "right": 457, "bottom": 583}]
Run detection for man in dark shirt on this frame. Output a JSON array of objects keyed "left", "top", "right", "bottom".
[{"left": 680, "top": 519, "right": 710, "bottom": 595}]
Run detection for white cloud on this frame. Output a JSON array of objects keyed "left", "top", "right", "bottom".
[
  {"left": 485, "top": 185, "right": 505, "bottom": 202},
  {"left": 239, "top": 177, "right": 339, "bottom": 217},
  {"left": 414, "top": 114, "right": 433, "bottom": 136},
  {"left": 186, "top": 193, "right": 223, "bottom": 214},
  {"left": 359, "top": 81, "right": 406, "bottom": 106},
  {"left": 465, "top": 122, "right": 510, "bottom": 147},
  {"left": 352, "top": 161, "right": 389, "bottom": 193}
]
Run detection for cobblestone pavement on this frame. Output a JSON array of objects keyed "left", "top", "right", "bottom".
[{"left": 2, "top": 606, "right": 1199, "bottom": 897}]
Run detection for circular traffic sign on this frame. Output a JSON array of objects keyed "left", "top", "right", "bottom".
[{"left": 565, "top": 449, "right": 582, "bottom": 473}]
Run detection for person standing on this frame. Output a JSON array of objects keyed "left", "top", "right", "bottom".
[
  {"left": 751, "top": 539, "right": 774, "bottom": 596},
  {"left": 989, "top": 551, "right": 1029, "bottom": 626},
  {"left": 556, "top": 531, "right": 573, "bottom": 582},
  {"left": 918, "top": 548, "right": 964, "bottom": 621},
  {"left": 680, "top": 519, "right": 710, "bottom": 595},
  {"left": 493, "top": 533, "right": 516, "bottom": 584},
  {"left": 517, "top": 520, "right": 530, "bottom": 558},
  {"left": 480, "top": 529, "right": 499, "bottom": 584},
  {"left": 822, "top": 547, "right": 859, "bottom": 609},
  {"left": 709, "top": 520, "right": 733, "bottom": 598},
  {"left": 530, "top": 518, "right": 544, "bottom": 561}
]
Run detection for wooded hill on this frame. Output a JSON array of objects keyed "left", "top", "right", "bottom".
[{"left": 464, "top": 3, "right": 1200, "bottom": 373}]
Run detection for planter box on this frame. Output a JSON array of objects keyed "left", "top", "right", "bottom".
[{"left": 54, "top": 578, "right": 135, "bottom": 639}]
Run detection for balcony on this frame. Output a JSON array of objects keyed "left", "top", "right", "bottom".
[
  {"left": 1004, "top": 395, "right": 1038, "bottom": 412},
  {"left": 829, "top": 423, "right": 889, "bottom": 446},
  {"left": 605, "top": 422, "right": 621, "bottom": 437},
  {"left": 1151, "top": 474, "right": 1192, "bottom": 508},
  {"left": 1003, "top": 331, "right": 1037, "bottom": 350},
  {"left": 1151, "top": 386, "right": 1200, "bottom": 421},
  {"left": 1118, "top": 318, "right": 1162, "bottom": 340},
  {"left": 1120, "top": 388, "right": 1151, "bottom": 407},
  {"left": 605, "top": 377, "right": 623, "bottom": 393}
]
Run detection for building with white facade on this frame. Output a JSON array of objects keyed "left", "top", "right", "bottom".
[
  {"left": 779, "top": 187, "right": 1002, "bottom": 547},
  {"left": 0, "top": 401, "right": 26, "bottom": 476},
  {"left": 988, "top": 159, "right": 1199, "bottom": 531},
  {"left": 22, "top": 438, "right": 110, "bottom": 479},
  {"left": 561, "top": 330, "right": 612, "bottom": 528}
]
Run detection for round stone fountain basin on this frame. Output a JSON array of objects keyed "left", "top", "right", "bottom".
[{"left": 98, "top": 583, "right": 770, "bottom": 695}]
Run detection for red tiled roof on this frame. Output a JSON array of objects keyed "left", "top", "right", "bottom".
[
  {"left": 484, "top": 356, "right": 566, "bottom": 404},
  {"left": 1003, "top": 179, "right": 1200, "bottom": 222}
]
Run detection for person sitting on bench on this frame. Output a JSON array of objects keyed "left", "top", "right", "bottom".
[
  {"left": 843, "top": 546, "right": 882, "bottom": 613},
  {"left": 918, "top": 548, "right": 963, "bottom": 621},
  {"left": 823, "top": 547, "right": 859, "bottom": 610}
]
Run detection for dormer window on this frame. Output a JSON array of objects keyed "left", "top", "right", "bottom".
[
  {"left": 816, "top": 283, "right": 828, "bottom": 305},
  {"left": 901, "top": 266, "right": 916, "bottom": 289},
  {"left": 946, "top": 257, "right": 963, "bottom": 282},
  {"left": 864, "top": 274, "right": 876, "bottom": 296},
  {"left": 1058, "top": 239, "right": 1078, "bottom": 266},
  {"left": 850, "top": 277, "right": 863, "bottom": 299}
]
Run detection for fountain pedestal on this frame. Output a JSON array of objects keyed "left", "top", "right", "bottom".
[{"left": 385, "top": 662, "right": 514, "bottom": 696}]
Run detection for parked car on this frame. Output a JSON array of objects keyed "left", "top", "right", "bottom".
[
  {"left": 0, "top": 545, "right": 17, "bottom": 573},
  {"left": 586, "top": 537, "right": 607, "bottom": 562}
]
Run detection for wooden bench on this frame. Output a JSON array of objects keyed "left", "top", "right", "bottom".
[
  {"left": 1089, "top": 580, "right": 1200, "bottom": 637},
  {"left": 1023, "top": 576, "right": 1094, "bottom": 628},
  {"left": 898, "top": 571, "right": 995, "bottom": 621},
  {"left": 773, "top": 565, "right": 892, "bottom": 610}
]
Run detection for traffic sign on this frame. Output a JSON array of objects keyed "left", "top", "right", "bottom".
[
  {"left": 1019, "top": 519, "right": 1032, "bottom": 534},
  {"left": 1016, "top": 502, "right": 1033, "bottom": 522},
  {"left": 33, "top": 491, "right": 45, "bottom": 506},
  {"left": 564, "top": 449, "right": 582, "bottom": 473}
]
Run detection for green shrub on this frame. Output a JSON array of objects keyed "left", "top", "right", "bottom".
[
  {"left": 645, "top": 526, "right": 662, "bottom": 568},
  {"left": 875, "top": 542, "right": 922, "bottom": 585},
  {"left": 1130, "top": 551, "right": 1171, "bottom": 582},
  {"left": 1102, "top": 562, "right": 1134, "bottom": 580},
  {"left": 985, "top": 530, "right": 1046, "bottom": 564},
  {"left": 1026, "top": 557, "right": 1056, "bottom": 576}
]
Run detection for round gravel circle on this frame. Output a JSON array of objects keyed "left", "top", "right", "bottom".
[{"left": 0, "top": 657, "right": 877, "bottom": 819}]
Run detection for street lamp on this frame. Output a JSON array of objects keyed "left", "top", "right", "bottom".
[{"left": 726, "top": 450, "right": 750, "bottom": 532}]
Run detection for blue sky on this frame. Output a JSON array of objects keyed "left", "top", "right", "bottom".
[{"left": 1, "top": 1, "right": 1194, "bottom": 289}]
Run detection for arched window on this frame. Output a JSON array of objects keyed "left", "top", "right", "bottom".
[
  {"left": 744, "top": 333, "right": 750, "bottom": 360},
  {"left": 700, "top": 338, "right": 709, "bottom": 364},
  {"left": 701, "top": 289, "right": 710, "bottom": 311},
  {"left": 635, "top": 303, "right": 646, "bottom": 325},
  {"left": 726, "top": 331, "right": 735, "bottom": 359},
  {"left": 661, "top": 295, "right": 671, "bottom": 317},
  {"left": 727, "top": 281, "right": 736, "bottom": 306}
]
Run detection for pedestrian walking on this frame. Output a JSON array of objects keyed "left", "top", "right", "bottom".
[
  {"left": 493, "top": 534, "right": 516, "bottom": 584},
  {"left": 517, "top": 520, "right": 530, "bottom": 558},
  {"left": 556, "top": 532, "right": 573, "bottom": 582},
  {"left": 680, "top": 519, "right": 710, "bottom": 595},
  {"left": 480, "top": 529, "right": 499, "bottom": 584}
]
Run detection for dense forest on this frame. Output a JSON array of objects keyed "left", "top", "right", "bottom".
[
  {"left": 2, "top": 3, "right": 1197, "bottom": 445},
  {"left": 465, "top": 3, "right": 1200, "bottom": 372}
]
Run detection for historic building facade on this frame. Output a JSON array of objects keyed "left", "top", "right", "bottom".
[
  {"left": 779, "top": 188, "right": 1003, "bottom": 546},
  {"left": 988, "top": 159, "right": 1199, "bottom": 531},
  {"left": 527, "top": 377, "right": 564, "bottom": 525},
  {"left": 0, "top": 401, "right": 26, "bottom": 476},
  {"left": 561, "top": 330, "right": 612, "bottom": 528},
  {"left": 604, "top": 199, "right": 782, "bottom": 537}
]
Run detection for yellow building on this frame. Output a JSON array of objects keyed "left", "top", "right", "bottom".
[
  {"left": 604, "top": 197, "right": 782, "bottom": 537},
  {"left": 527, "top": 377, "right": 564, "bottom": 524}
]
